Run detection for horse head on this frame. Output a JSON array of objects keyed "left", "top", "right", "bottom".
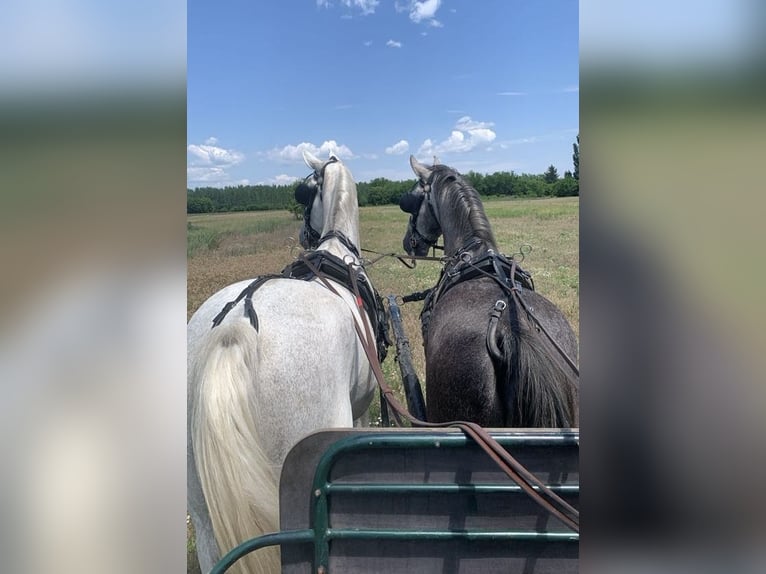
[
  {"left": 399, "top": 155, "right": 443, "bottom": 256},
  {"left": 298, "top": 150, "right": 361, "bottom": 259},
  {"left": 296, "top": 151, "right": 344, "bottom": 250},
  {"left": 295, "top": 155, "right": 323, "bottom": 250}
]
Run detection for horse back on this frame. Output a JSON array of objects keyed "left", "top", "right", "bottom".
[{"left": 424, "top": 279, "right": 507, "bottom": 426}]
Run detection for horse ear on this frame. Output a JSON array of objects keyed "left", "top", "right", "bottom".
[
  {"left": 303, "top": 150, "right": 323, "bottom": 172},
  {"left": 410, "top": 155, "right": 432, "bottom": 181},
  {"left": 399, "top": 192, "right": 423, "bottom": 214}
]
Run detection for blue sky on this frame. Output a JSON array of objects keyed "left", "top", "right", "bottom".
[{"left": 187, "top": 0, "right": 579, "bottom": 188}]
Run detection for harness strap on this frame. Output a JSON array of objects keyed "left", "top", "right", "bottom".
[
  {"left": 415, "top": 250, "right": 575, "bottom": 368},
  {"left": 211, "top": 274, "right": 281, "bottom": 330},
  {"left": 469, "top": 256, "right": 580, "bottom": 377},
  {"left": 511, "top": 284, "right": 580, "bottom": 376},
  {"left": 209, "top": 250, "right": 390, "bottom": 362},
  {"left": 318, "top": 229, "right": 360, "bottom": 259}
]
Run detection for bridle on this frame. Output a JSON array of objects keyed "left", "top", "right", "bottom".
[
  {"left": 295, "top": 156, "right": 339, "bottom": 250},
  {"left": 404, "top": 175, "right": 443, "bottom": 253},
  {"left": 295, "top": 156, "right": 362, "bottom": 259}
]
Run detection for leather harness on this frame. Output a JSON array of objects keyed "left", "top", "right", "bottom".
[{"left": 210, "top": 247, "right": 390, "bottom": 363}]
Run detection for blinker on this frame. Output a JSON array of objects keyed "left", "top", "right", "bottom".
[
  {"left": 399, "top": 192, "right": 423, "bottom": 214},
  {"left": 295, "top": 182, "right": 316, "bottom": 206}
]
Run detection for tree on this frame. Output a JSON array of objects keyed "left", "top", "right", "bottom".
[
  {"left": 187, "top": 195, "right": 214, "bottom": 213},
  {"left": 572, "top": 134, "right": 579, "bottom": 180},
  {"left": 543, "top": 165, "right": 559, "bottom": 183},
  {"left": 285, "top": 197, "right": 304, "bottom": 219},
  {"left": 554, "top": 177, "right": 579, "bottom": 197}
]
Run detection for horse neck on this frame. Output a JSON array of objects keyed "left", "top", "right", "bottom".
[
  {"left": 319, "top": 167, "right": 361, "bottom": 258},
  {"left": 435, "top": 181, "right": 497, "bottom": 257}
]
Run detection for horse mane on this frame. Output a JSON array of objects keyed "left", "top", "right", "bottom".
[
  {"left": 431, "top": 165, "right": 497, "bottom": 249},
  {"left": 320, "top": 159, "right": 361, "bottom": 254}
]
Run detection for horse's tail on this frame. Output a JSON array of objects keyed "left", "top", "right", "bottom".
[
  {"left": 499, "top": 310, "right": 579, "bottom": 428},
  {"left": 190, "top": 322, "right": 280, "bottom": 574}
]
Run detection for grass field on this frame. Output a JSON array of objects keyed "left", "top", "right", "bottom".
[
  {"left": 186, "top": 195, "right": 578, "bottom": 571},
  {"left": 187, "top": 195, "right": 578, "bottom": 419}
]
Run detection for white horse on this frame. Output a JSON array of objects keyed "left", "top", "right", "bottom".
[{"left": 187, "top": 151, "right": 378, "bottom": 574}]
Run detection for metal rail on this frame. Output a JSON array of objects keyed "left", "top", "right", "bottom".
[{"left": 210, "top": 430, "right": 578, "bottom": 574}]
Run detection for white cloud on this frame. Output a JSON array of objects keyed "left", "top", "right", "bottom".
[
  {"left": 187, "top": 144, "right": 245, "bottom": 167},
  {"left": 409, "top": 0, "right": 441, "bottom": 24},
  {"left": 386, "top": 39, "right": 402, "bottom": 48},
  {"left": 272, "top": 174, "right": 300, "bottom": 185},
  {"left": 385, "top": 140, "right": 409, "bottom": 155},
  {"left": 455, "top": 116, "right": 494, "bottom": 131},
  {"left": 266, "top": 140, "right": 355, "bottom": 162},
  {"left": 563, "top": 85, "right": 579, "bottom": 93},
  {"left": 318, "top": 0, "right": 379, "bottom": 15},
  {"left": 187, "top": 166, "right": 225, "bottom": 183},
  {"left": 349, "top": 0, "right": 379, "bottom": 14},
  {"left": 428, "top": 19, "right": 443, "bottom": 28},
  {"left": 416, "top": 116, "right": 496, "bottom": 157},
  {"left": 497, "top": 91, "right": 527, "bottom": 96},
  {"left": 187, "top": 140, "right": 248, "bottom": 187},
  {"left": 187, "top": 166, "right": 249, "bottom": 188},
  {"left": 363, "top": 40, "right": 372, "bottom": 46}
]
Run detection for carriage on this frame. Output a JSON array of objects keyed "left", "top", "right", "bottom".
[
  {"left": 210, "top": 426, "right": 579, "bottom": 574},
  {"left": 189, "top": 153, "right": 579, "bottom": 574}
]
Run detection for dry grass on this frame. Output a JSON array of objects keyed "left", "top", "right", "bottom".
[{"left": 186, "top": 196, "right": 579, "bottom": 570}]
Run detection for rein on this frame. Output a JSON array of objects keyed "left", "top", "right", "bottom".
[{"left": 360, "top": 246, "right": 445, "bottom": 269}]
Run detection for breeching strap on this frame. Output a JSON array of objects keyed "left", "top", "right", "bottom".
[
  {"left": 343, "top": 263, "right": 580, "bottom": 534},
  {"left": 472, "top": 257, "right": 580, "bottom": 377}
]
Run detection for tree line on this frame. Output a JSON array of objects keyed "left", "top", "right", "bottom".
[
  {"left": 188, "top": 136, "right": 579, "bottom": 214},
  {"left": 188, "top": 168, "right": 578, "bottom": 214},
  {"left": 187, "top": 184, "right": 296, "bottom": 214}
]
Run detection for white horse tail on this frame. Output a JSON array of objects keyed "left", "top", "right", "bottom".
[{"left": 191, "top": 322, "right": 280, "bottom": 574}]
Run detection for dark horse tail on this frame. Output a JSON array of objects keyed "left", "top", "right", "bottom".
[{"left": 496, "top": 302, "right": 579, "bottom": 428}]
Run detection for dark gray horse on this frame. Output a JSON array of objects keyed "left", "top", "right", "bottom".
[{"left": 399, "top": 156, "right": 579, "bottom": 428}]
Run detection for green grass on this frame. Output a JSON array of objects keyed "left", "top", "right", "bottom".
[
  {"left": 483, "top": 197, "right": 578, "bottom": 221},
  {"left": 187, "top": 212, "right": 297, "bottom": 258}
]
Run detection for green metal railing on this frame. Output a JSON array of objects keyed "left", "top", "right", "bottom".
[{"left": 211, "top": 430, "right": 579, "bottom": 574}]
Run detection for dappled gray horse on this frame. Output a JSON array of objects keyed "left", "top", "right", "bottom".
[
  {"left": 399, "top": 155, "right": 579, "bottom": 428},
  {"left": 188, "top": 152, "right": 382, "bottom": 574}
]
